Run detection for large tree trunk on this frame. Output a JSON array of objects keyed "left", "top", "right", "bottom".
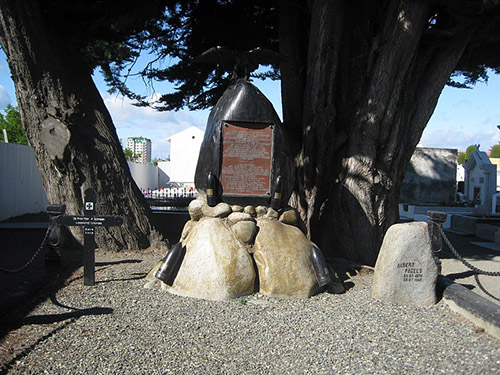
[
  {"left": 0, "top": 0, "right": 162, "bottom": 251},
  {"left": 281, "top": 0, "right": 476, "bottom": 265}
]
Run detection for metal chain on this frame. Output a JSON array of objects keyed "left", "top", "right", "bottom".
[
  {"left": 474, "top": 274, "right": 500, "bottom": 302},
  {"left": 0, "top": 227, "right": 51, "bottom": 274},
  {"left": 437, "top": 225, "right": 500, "bottom": 277},
  {"left": 435, "top": 224, "right": 500, "bottom": 302}
]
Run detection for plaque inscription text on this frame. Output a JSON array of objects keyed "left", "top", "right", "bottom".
[{"left": 221, "top": 122, "right": 273, "bottom": 196}]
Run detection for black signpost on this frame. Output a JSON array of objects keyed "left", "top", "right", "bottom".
[{"left": 56, "top": 188, "right": 123, "bottom": 286}]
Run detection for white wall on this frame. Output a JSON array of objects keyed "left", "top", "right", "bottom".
[
  {"left": 127, "top": 161, "right": 158, "bottom": 190},
  {"left": 157, "top": 161, "right": 170, "bottom": 187},
  {"left": 0, "top": 143, "right": 49, "bottom": 220},
  {"left": 168, "top": 126, "right": 204, "bottom": 185}
]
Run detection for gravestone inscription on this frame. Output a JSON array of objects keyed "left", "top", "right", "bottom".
[
  {"left": 221, "top": 122, "right": 273, "bottom": 197},
  {"left": 372, "top": 222, "right": 438, "bottom": 306}
]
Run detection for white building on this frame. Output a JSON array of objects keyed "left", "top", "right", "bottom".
[
  {"left": 167, "top": 126, "right": 204, "bottom": 185},
  {"left": 126, "top": 136, "right": 152, "bottom": 164},
  {"left": 463, "top": 149, "right": 497, "bottom": 212}
]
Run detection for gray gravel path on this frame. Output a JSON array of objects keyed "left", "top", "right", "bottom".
[{"left": 1, "top": 250, "right": 499, "bottom": 375}]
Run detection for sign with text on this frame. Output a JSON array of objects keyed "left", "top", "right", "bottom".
[
  {"left": 56, "top": 215, "right": 124, "bottom": 227},
  {"left": 56, "top": 188, "right": 123, "bottom": 286},
  {"left": 221, "top": 122, "right": 273, "bottom": 196}
]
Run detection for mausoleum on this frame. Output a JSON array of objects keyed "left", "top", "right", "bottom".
[{"left": 463, "top": 148, "right": 497, "bottom": 212}]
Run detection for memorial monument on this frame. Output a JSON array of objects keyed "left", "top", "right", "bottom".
[{"left": 146, "top": 47, "right": 342, "bottom": 300}]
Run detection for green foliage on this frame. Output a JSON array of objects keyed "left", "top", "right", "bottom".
[
  {"left": 0, "top": 105, "right": 27, "bottom": 145},
  {"left": 457, "top": 152, "right": 466, "bottom": 165},
  {"left": 97, "top": 0, "right": 280, "bottom": 111},
  {"left": 465, "top": 145, "right": 477, "bottom": 160},
  {"left": 36, "top": 0, "right": 500, "bottom": 111},
  {"left": 489, "top": 144, "right": 500, "bottom": 158},
  {"left": 124, "top": 148, "right": 140, "bottom": 162}
]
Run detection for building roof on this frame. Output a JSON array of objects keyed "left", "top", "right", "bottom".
[
  {"left": 464, "top": 149, "right": 493, "bottom": 170},
  {"left": 127, "top": 136, "right": 151, "bottom": 142},
  {"left": 166, "top": 126, "right": 204, "bottom": 142}
]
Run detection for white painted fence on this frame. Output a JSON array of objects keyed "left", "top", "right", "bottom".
[{"left": 0, "top": 142, "right": 48, "bottom": 220}]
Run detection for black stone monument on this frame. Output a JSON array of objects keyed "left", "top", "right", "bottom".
[{"left": 194, "top": 48, "right": 294, "bottom": 207}]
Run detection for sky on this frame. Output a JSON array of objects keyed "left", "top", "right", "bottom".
[{"left": 0, "top": 48, "right": 499, "bottom": 159}]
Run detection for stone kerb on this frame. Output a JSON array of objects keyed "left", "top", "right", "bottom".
[{"left": 372, "top": 222, "right": 438, "bottom": 307}]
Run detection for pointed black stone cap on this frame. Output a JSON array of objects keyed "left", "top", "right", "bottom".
[{"left": 194, "top": 78, "right": 294, "bottom": 206}]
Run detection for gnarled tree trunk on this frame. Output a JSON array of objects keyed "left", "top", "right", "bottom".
[
  {"left": 0, "top": 0, "right": 162, "bottom": 251},
  {"left": 281, "top": 0, "right": 475, "bottom": 265}
]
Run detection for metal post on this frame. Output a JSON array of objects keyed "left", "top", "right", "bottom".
[
  {"left": 427, "top": 211, "right": 447, "bottom": 274},
  {"left": 84, "top": 188, "right": 96, "bottom": 286},
  {"left": 45, "top": 204, "right": 66, "bottom": 267}
]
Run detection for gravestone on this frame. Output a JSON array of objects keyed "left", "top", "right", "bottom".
[{"left": 372, "top": 222, "right": 438, "bottom": 306}]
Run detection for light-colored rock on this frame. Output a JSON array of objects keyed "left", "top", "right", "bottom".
[
  {"left": 202, "top": 202, "right": 232, "bottom": 218},
  {"left": 231, "top": 205, "right": 244, "bottom": 212},
  {"left": 228, "top": 212, "right": 254, "bottom": 224},
  {"left": 232, "top": 221, "right": 257, "bottom": 244},
  {"left": 145, "top": 259, "right": 162, "bottom": 280},
  {"left": 253, "top": 218, "right": 318, "bottom": 298},
  {"left": 265, "top": 208, "right": 279, "bottom": 219},
  {"left": 279, "top": 208, "right": 298, "bottom": 226},
  {"left": 188, "top": 199, "right": 204, "bottom": 221},
  {"left": 372, "top": 222, "right": 438, "bottom": 306},
  {"left": 168, "top": 217, "right": 255, "bottom": 301},
  {"left": 181, "top": 220, "right": 193, "bottom": 240},
  {"left": 244, "top": 206, "right": 256, "bottom": 217},
  {"left": 256, "top": 206, "right": 267, "bottom": 217}
]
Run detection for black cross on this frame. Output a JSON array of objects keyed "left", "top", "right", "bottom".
[{"left": 56, "top": 187, "right": 123, "bottom": 286}]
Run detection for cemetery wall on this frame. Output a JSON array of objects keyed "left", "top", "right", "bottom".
[
  {"left": 400, "top": 147, "right": 457, "bottom": 205},
  {"left": 0, "top": 142, "right": 48, "bottom": 220},
  {"left": 127, "top": 161, "right": 159, "bottom": 190},
  {"left": 157, "top": 161, "right": 170, "bottom": 187}
]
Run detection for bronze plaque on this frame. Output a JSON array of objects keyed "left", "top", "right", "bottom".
[{"left": 221, "top": 122, "right": 273, "bottom": 196}]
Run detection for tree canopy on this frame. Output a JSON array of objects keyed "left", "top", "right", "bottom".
[
  {"left": 124, "top": 148, "right": 140, "bottom": 162},
  {"left": 457, "top": 151, "right": 467, "bottom": 165},
  {"left": 0, "top": 105, "right": 27, "bottom": 145},
  {"left": 490, "top": 144, "right": 500, "bottom": 158},
  {"left": 101, "top": 0, "right": 500, "bottom": 112},
  {"left": 465, "top": 144, "right": 478, "bottom": 159}
]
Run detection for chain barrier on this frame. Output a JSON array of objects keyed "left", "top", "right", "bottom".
[
  {"left": 435, "top": 223, "right": 500, "bottom": 302},
  {"left": 0, "top": 227, "right": 51, "bottom": 274}
]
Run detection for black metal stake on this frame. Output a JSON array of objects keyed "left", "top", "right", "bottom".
[
  {"left": 83, "top": 188, "right": 96, "bottom": 286},
  {"left": 427, "top": 211, "right": 447, "bottom": 274},
  {"left": 45, "top": 204, "right": 66, "bottom": 267}
]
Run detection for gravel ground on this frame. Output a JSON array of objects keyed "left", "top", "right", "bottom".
[{"left": 0, "top": 249, "right": 499, "bottom": 375}]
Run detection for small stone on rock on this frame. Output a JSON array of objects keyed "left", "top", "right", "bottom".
[
  {"left": 188, "top": 199, "right": 204, "bottom": 221},
  {"left": 279, "top": 208, "right": 298, "bottom": 225},
  {"left": 256, "top": 206, "right": 267, "bottom": 217},
  {"left": 244, "top": 206, "right": 256, "bottom": 217},
  {"left": 265, "top": 208, "right": 279, "bottom": 219},
  {"left": 228, "top": 212, "right": 254, "bottom": 224},
  {"left": 202, "top": 202, "right": 232, "bottom": 218},
  {"left": 231, "top": 205, "right": 244, "bottom": 212}
]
